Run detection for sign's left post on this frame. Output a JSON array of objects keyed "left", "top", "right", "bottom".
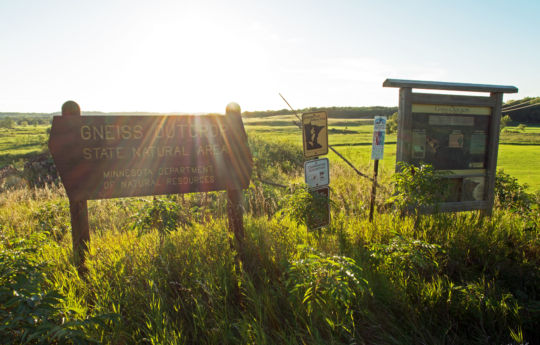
[{"left": 60, "top": 101, "right": 90, "bottom": 275}]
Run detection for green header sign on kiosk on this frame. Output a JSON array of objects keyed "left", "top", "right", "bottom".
[{"left": 383, "top": 79, "right": 518, "bottom": 214}]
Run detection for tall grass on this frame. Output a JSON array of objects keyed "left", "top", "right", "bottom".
[{"left": 0, "top": 137, "right": 538, "bottom": 344}]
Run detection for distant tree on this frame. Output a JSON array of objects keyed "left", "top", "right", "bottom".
[
  {"left": 386, "top": 112, "right": 398, "bottom": 134},
  {"left": 503, "top": 96, "right": 540, "bottom": 123},
  {"left": 0, "top": 118, "right": 14, "bottom": 129},
  {"left": 19, "top": 120, "right": 28, "bottom": 126},
  {"left": 242, "top": 106, "right": 398, "bottom": 119},
  {"left": 500, "top": 115, "right": 512, "bottom": 131}
]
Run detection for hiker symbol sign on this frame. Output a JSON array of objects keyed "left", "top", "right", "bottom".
[{"left": 302, "top": 111, "right": 328, "bottom": 158}]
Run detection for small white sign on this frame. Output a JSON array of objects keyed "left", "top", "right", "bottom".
[
  {"left": 371, "top": 116, "right": 387, "bottom": 160},
  {"left": 304, "top": 158, "right": 329, "bottom": 188}
]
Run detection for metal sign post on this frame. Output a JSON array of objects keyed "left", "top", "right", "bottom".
[{"left": 369, "top": 116, "right": 387, "bottom": 222}]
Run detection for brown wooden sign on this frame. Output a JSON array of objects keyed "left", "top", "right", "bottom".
[
  {"left": 49, "top": 113, "right": 252, "bottom": 201},
  {"left": 50, "top": 101, "right": 251, "bottom": 274}
]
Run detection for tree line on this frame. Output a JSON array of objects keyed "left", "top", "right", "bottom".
[
  {"left": 503, "top": 97, "right": 540, "bottom": 123},
  {"left": 242, "top": 106, "right": 398, "bottom": 118},
  {"left": 4, "top": 99, "right": 537, "bottom": 124},
  {"left": 0, "top": 117, "right": 50, "bottom": 128}
]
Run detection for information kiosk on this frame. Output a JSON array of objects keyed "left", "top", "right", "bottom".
[{"left": 383, "top": 79, "right": 517, "bottom": 214}]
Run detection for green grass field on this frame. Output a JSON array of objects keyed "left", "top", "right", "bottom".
[
  {"left": 0, "top": 125, "right": 49, "bottom": 167},
  {"left": 244, "top": 117, "right": 540, "bottom": 191},
  {"left": 1, "top": 120, "right": 539, "bottom": 190},
  {"left": 0, "top": 118, "right": 539, "bottom": 344}
]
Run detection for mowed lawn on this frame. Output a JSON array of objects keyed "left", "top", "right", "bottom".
[
  {"left": 244, "top": 116, "right": 540, "bottom": 192},
  {"left": 498, "top": 145, "right": 540, "bottom": 190},
  {"left": 0, "top": 125, "right": 49, "bottom": 155}
]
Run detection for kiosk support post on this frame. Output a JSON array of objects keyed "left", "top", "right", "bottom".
[{"left": 482, "top": 92, "right": 504, "bottom": 216}]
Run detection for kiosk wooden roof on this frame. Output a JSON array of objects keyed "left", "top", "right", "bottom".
[{"left": 383, "top": 79, "right": 518, "bottom": 93}]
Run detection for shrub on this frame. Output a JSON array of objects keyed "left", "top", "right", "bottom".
[
  {"left": 33, "top": 200, "right": 70, "bottom": 241},
  {"left": 386, "top": 112, "right": 398, "bottom": 134},
  {"left": 279, "top": 185, "right": 332, "bottom": 229},
  {"left": 0, "top": 231, "right": 113, "bottom": 344},
  {"left": 130, "top": 196, "right": 193, "bottom": 235},
  {"left": 387, "top": 162, "right": 449, "bottom": 215},
  {"left": 286, "top": 247, "right": 370, "bottom": 337},
  {"left": 500, "top": 115, "right": 512, "bottom": 131},
  {"left": 370, "top": 234, "right": 445, "bottom": 282},
  {"left": 495, "top": 170, "right": 537, "bottom": 213}
]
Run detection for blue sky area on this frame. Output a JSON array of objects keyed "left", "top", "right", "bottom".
[{"left": 1, "top": 0, "right": 539, "bottom": 113}]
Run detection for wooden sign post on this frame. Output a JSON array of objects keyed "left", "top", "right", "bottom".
[
  {"left": 61, "top": 101, "right": 90, "bottom": 273},
  {"left": 49, "top": 101, "right": 252, "bottom": 272},
  {"left": 224, "top": 103, "right": 246, "bottom": 249}
]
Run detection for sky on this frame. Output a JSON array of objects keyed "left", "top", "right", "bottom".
[{"left": 1, "top": 0, "right": 539, "bottom": 113}]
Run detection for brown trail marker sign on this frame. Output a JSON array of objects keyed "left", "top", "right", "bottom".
[
  {"left": 383, "top": 79, "right": 517, "bottom": 214},
  {"left": 302, "top": 111, "right": 328, "bottom": 159},
  {"left": 49, "top": 101, "right": 252, "bottom": 271}
]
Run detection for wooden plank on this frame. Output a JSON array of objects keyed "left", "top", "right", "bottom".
[
  {"left": 383, "top": 79, "right": 518, "bottom": 93},
  {"left": 411, "top": 92, "right": 495, "bottom": 107}
]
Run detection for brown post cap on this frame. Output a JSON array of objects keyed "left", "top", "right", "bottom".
[
  {"left": 226, "top": 102, "right": 241, "bottom": 116},
  {"left": 62, "top": 101, "right": 81, "bottom": 116}
]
